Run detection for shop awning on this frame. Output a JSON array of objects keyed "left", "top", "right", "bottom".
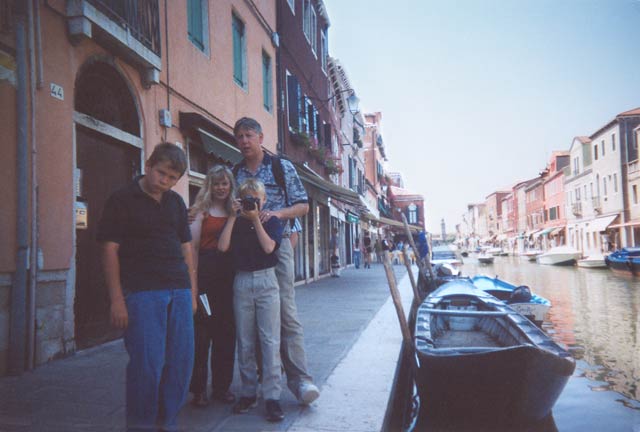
[
  {"left": 609, "top": 220, "right": 640, "bottom": 228},
  {"left": 536, "top": 227, "right": 554, "bottom": 237},
  {"left": 196, "top": 128, "right": 242, "bottom": 165},
  {"left": 525, "top": 229, "right": 541, "bottom": 237},
  {"left": 294, "top": 162, "right": 363, "bottom": 208},
  {"left": 549, "top": 226, "right": 565, "bottom": 236},
  {"left": 496, "top": 234, "right": 507, "bottom": 241},
  {"left": 378, "top": 216, "right": 422, "bottom": 233},
  {"left": 587, "top": 214, "right": 619, "bottom": 232}
]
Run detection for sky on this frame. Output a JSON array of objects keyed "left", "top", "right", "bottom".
[{"left": 324, "top": 0, "right": 640, "bottom": 233}]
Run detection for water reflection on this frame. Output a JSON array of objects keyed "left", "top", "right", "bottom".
[{"left": 464, "top": 255, "right": 640, "bottom": 402}]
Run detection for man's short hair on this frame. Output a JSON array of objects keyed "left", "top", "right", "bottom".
[
  {"left": 238, "top": 177, "right": 266, "bottom": 199},
  {"left": 146, "top": 142, "right": 188, "bottom": 176},
  {"left": 234, "top": 117, "right": 263, "bottom": 136}
]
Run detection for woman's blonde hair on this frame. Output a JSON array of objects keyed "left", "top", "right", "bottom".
[
  {"left": 237, "top": 177, "right": 266, "bottom": 199},
  {"left": 192, "top": 165, "right": 236, "bottom": 214}
]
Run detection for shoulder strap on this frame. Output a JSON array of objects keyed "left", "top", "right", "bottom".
[{"left": 271, "top": 156, "right": 289, "bottom": 206}]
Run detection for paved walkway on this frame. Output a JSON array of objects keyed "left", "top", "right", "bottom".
[{"left": 0, "top": 264, "right": 413, "bottom": 432}]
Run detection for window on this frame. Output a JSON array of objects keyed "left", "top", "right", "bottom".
[
  {"left": 602, "top": 140, "right": 605, "bottom": 156},
  {"left": 188, "top": 0, "right": 208, "bottom": 52},
  {"left": 612, "top": 133, "right": 616, "bottom": 151},
  {"left": 603, "top": 177, "right": 607, "bottom": 196},
  {"left": 408, "top": 204, "right": 418, "bottom": 224},
  {"left": 584, "top": 184, "right": 587, "bottom": 199},
  {"left": 302, "top": 0, "right": 316, "bottom": 50},
  {"left": 320, "top": 29, "right": 328, "bottom": 72},
  {"left": 232, "top": 14, "right": 246, "bottom": 88},
  {"left": 262, "top": 51, "right": 272, "bottom": 112},
  {"left": 614, "top": 173, "right": 618, "bottom": 193},
  {"left": 634, "top": 185, "right": 638, "bottom": 204},
  {"left": 573, "top": 157, "right": 579, "bottom": 174},
  {"left": 549, "top": 207, "right": 558, "bottom": 220},
  {"left": 287, "top": 0, "right": 295, "bottom": 13},
  {"left": 594, "top": 144, "right": 598, "bottom": 160},
  {"left": 286, "top": 72, "right": 300, "bottom": 130},
  {"left": 310, "top": 7, "right": 317, "bottom": 53},
  {"left": 575, "top": 187, "right": 581, "bottom": 201}
]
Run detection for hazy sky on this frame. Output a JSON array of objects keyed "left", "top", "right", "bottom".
[{"left": 324, "top": 0, "right": 640, "bottom": 232}]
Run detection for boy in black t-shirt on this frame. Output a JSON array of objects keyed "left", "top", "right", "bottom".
[
  {"left": 97, "top": 143, "right": 197, "bottom": 432},
  {"left": 218, "top": 178, "right": 285, "bottom": 422}
]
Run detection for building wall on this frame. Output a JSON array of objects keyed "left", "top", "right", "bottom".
[
  {"left": 1, "top": 0, "right": 277, "bottom": 374},
  {"left": 591, "top": 124, "right": 624, "bottom": 217}
]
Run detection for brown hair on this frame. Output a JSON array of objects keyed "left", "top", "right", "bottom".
[{"left": 146, "top": 142, "right": 188, "bottom": 175}]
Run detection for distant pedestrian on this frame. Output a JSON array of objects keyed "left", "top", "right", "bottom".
[
  {"left": 188, "top": 165, "right": 237, "bottom": 407},
  {"left": 218, "top": 178, "right": 285, "bottom": 422},
  {"left": 353, "top": 237, "right": 362, "bottom": 269},
  {"left": 97, "top": 143, "right": 197, "bottom": 432},
  {"left": 330, "top": 227, "right": 340, "bottom": 277},
  {"left": 363, "top": 233, "right": 372, "bottom": 269}
]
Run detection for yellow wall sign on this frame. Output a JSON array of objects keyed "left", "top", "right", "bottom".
[{"left": 76, "top": 201, "right": 88, "bottom": 230}]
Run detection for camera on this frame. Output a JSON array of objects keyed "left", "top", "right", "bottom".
[{"left": 241, "top": 196, "right": 260, "bottom": 211}]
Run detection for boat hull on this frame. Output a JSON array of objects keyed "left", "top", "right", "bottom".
[
  {"left": 537, "top": 254, "right": 580, "bottom": 265},
  {"left": 415, "top": 345, "right": 572, "bottom": 425},
  {"left": 414, "top": 281, "right": 574, "bottom": 425}
]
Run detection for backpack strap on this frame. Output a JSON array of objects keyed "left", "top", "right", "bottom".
[{"left": 271, "top": 156, "right": 289, "bottom": 207}]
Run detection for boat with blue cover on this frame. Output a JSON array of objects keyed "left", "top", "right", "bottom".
[
  {"left": 605, "top": 247, "right": 640, "bottom": 276},
  {"left": 413, "top": 279, "right": 575, "bottom": 426},
  {"left": 471, "top": 275, "right": 551, "bottom": 326}
]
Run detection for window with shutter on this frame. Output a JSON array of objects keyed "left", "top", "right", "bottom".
[
  {"left": 262, "top": 52, "right": 272, "bottom": 112},
  {"left": 287, "top": 74, "right": 299, "bottom": 129},
  {"left": 232, "top": 14, "right": 246, "bottom": 87},
  {"left": 188, "top": 0, "right": 207, "bottom": 52}
]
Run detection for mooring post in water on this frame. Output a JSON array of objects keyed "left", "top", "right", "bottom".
[
  {"left": 401, "top": 214, "right": 434, "bottom": 280},
  {"left": 402, "top": 247, "right": 421, "bottom": 303},
  {"left": 382, "top": 251, "right": 412, "bottom": 346}
]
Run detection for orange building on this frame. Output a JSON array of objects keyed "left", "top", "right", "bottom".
[{"left": 1, "top": 0, "right": 276, "bottom": 374}]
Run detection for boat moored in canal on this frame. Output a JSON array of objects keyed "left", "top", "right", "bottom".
[
  {"left": 605, "top": 247, "right": 640, "bottom": 276},
  {"left": 413, "top": 279, "right": 575, "bottom": 425},
  {"left": 471, "top": 275, "right": 551, "bottom": 326},
  {"left": 537, "top": 246, "right": 582, "bottom": 266}
]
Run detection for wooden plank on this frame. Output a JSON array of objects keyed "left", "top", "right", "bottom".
[
  {"left": 401, "top": 247, "right": 421, "bottom": 302},
  {"left": 422, "top": 308, "right": 510, "bottom": 317},
  {"left": 382, "top": 251, "right": 412, "bottom": 346}
]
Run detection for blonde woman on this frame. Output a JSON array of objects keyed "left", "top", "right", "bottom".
[{"left": 189, "top": 165, "right": 237, "bottom": 407}]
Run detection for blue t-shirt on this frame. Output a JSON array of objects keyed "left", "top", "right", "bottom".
[{"left": 230, "top": 216, "right": 283, "bottom": 271}]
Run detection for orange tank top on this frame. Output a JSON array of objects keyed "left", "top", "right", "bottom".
[{"left": 199, "top": 215, "right": 228, "bottom": 250}]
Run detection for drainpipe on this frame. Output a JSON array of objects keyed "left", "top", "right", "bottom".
[
  {"left": 27, "top": 0, "right": 39, "bottom": 371},
  {"left": 9, "top": 0, "right": 29, "bottom": 376}
]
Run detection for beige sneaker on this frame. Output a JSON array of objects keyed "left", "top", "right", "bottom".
[{"left": 298, "top": 381, "right": 320, "bottom": 405}]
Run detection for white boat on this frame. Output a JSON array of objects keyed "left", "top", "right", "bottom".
[
  {"left": 477, "top": 253, "right": 494, "bottom": 264},
  {"left": 577, "top": 254, "right": 607, "bottom": 269},
  {"left": 487, "top": 247, "right": 503, "bottom": 256},
  {"left": 537, "top": 246, "right": 582, "bottom": 266},
  {"left": 523, "top": 249, "right": 543, "bottom": 262}
]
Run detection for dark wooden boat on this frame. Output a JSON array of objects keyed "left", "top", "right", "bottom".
[
  {"left": 413, "top": 279, "right": 575, "bottom": 426},
  {"left": 605, "top": 247, "right": 640, "bottom": 276}
]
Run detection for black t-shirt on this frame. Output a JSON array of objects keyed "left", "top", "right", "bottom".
[
  {"left": 230, "top": 216, "right": 283, "bottom": 272},
  {"left": 97, "top": 177, "right": 192, "bottom": 293}
]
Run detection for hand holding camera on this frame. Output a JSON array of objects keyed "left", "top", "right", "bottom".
[{"left": 239, "top": 196, "right": 261, "bottom": 222}]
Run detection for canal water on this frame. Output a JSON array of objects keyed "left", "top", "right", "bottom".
[{"left": 459, "top": 254, "right": 640, "bottom": 431}]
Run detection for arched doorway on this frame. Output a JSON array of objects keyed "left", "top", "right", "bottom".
[{"left": 74, "top": 60, "right": 142, "bottom": 349}]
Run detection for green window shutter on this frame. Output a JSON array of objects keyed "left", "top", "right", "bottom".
[
  {"left": 232, "top": 15, "right": 245, "bottom": 86},
  {"left": 188, "top": 0, "right": 204, "bottom": 51},
  {"left": 262, "top": 53, "right": 271, "bottom": 111}
]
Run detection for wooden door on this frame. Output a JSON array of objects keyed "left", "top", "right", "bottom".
[{"left": 74, "top": 125, "right": 140, "bottom": 349}]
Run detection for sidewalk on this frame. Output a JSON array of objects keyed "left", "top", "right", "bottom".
[{"left": 0, "top": 264, "right": 412, "bottom": 432}]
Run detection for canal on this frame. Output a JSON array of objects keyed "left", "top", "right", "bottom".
[{"left": 459, "top": 254, "right": 640, "bottom": 431}]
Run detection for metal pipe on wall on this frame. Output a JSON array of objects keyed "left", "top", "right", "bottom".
[
  {"left": 27, "top": 0, "right": 40, "bottom": 371},
  {"left": 9, "top": 0, "right": 30, "bottom": 376},
  {"left": 34, "top": 0, "right": 43, "bottom": 89}
]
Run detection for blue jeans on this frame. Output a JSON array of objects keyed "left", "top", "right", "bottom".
[
  {"left": 124, "top": 288, "right": 194, "bottom": 432},
  {"left": 353, "top": 250, "right": 361, "bottom": 268}
]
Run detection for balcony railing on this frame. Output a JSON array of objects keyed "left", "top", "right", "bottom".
[
  {"left": 67, "top": 0, "right": 161, "bottom": 85},
  {"left": 89, "top": 0, "right": 161, "bottom": 56},
  {"left": 572, "top": 201, "right": 582, "bottom": 216}
]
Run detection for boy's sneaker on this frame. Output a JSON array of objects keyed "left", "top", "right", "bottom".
[
  {"left": 232, "top": 396, "right": 257, "bottom": 414},
  {"left": 265, "top": 399, "right": 285, "bottom": 422},
  {"left": 298, "top": 381, "right": 320, "bottom": 405}
]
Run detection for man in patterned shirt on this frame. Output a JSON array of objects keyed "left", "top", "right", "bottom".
[{"left": 233, "top": 117, "right": 320, "bottom": 405}]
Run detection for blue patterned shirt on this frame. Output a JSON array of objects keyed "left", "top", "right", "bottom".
[{"left": 234, "top": 153, "right": 308, "bottom": 212}]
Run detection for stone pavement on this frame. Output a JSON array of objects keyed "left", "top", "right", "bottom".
[{"left": 0, "top": 264, "right": 413, "bottom": 432}]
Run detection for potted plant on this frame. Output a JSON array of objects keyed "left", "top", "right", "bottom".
[{"left": 290, "top": 129, "right": 311, "bottom": 149}]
